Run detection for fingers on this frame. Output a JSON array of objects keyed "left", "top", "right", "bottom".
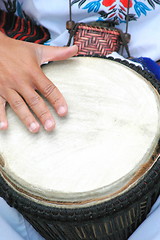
[
  {"left": 18, "top": 73, "right": 66, "bottom": 131},
  {"left": 21, "top": 87, "right": 56, "bottom": 131},
  {"left": 0, "top": 96, "right": 8, "bottom": 130},
  {"left": 35, "top": 72, "right": 68, "bottom": 117},
  {"left": 37, "top": 45, "right": 78, "bottom": 65},
  {"left": 0, "top": 70, "right": 66, "bottom": 133},
  {"left": 6, "top": 89, "right": 40, "bottom": 133},
  {"left": 3, "top": 86, "right": 57, "bottom": 133}
]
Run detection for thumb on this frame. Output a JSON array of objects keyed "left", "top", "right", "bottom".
[{"left": 37, "top": 45, "right": 78, "bottom": 65}]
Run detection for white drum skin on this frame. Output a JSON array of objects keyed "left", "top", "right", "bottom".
[{"left": 0, "top": 57, "right": 160, "bottom": 207}]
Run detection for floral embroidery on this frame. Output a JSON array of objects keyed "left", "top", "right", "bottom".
[
  {"left": 3, "top": 0, "right": 35, "bottom": 21},
  {"left": 134, "top": 0, "right": 151, "bottom": 17},
  {"left": 72, "top": 0, "right": 160, "bottom": 22},
  {"left": 102, "top": 0, "right": 132, "bottom": 8},
  {"left": 147, "top": 0, "right": 160, "bottom": 8},
  {"left": 72, "top": 0, "right": 87, "bottom": 7},
  {"left": 83, "top": 0, "right": 101, "bottom": 12},
  {"left": 2, "top": 0, "right": 17, "bottom": 13}
]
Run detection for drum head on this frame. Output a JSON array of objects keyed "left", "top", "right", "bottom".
[{"left": 0, "top": 57, "right": 160, "bottom": 208}]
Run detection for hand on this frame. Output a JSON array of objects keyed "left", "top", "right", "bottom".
[{"left": 0, "top": 32, "right": 78, "bottom": 133}]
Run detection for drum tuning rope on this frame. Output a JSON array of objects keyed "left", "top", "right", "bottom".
[
  {"left": 66, "top": 0, "right": 75, "bottom": 33},
  {"left": 126, "top": 0, "right": 131, "bottom": 35},
  {"left": 121, "top": 0, "right": 131, "bottom": 57}
]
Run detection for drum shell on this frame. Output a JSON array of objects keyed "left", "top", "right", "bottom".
[{"left": 0, "top": 156, "right": 160, "bottom": 240}]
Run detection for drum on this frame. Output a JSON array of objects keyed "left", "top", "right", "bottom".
[{"left": 0, "top": 56, "right": 160, "bottom": 240}]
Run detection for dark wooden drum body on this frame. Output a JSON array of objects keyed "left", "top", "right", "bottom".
[{"left": 0, "top": 57, "right": 160, "bottom": 240}]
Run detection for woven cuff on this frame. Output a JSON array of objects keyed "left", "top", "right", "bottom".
[{"left": 0, "top": 9, "right": 50, "bottom": 44}]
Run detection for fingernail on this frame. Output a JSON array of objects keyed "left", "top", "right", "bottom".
[
  {"left": 57, "top": 106, "right": 67, "bottom": 116},
  {"left": 29, "top": 122, "right": 39, "bottom": 133},
  {"left": 44, "top": 119, "right": 55, "bottom": 131},
  {"left": 0, "top": 122, "right": 7, "bottom": 130}
]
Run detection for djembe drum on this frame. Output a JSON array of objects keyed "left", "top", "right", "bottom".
[{"left": 0, "top": 57, "right": 160, "bottom": 240}]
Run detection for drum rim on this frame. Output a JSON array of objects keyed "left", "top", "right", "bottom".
[
  {"left": 0, "top": 56, "right": 160, "bottom": 221},
  {"left": 0, "top": 154, "right": 160, "bottom": 222}
]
